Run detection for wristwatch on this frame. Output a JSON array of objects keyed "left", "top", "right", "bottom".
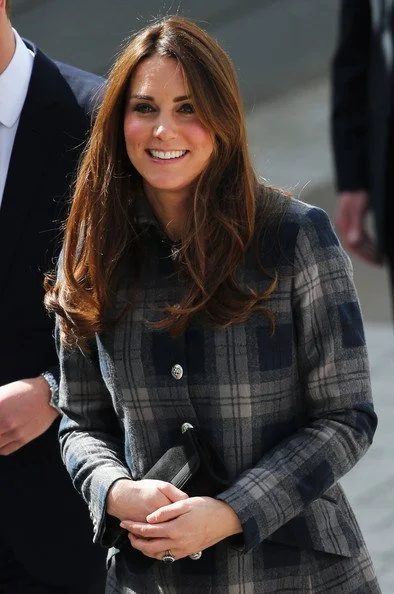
[{"left": 40, "top": 371, "right": 61, "bottom": 414}]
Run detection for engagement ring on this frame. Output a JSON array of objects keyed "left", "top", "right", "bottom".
[{"left": 162, "top": 550, "right": 175, "bottom": 563}]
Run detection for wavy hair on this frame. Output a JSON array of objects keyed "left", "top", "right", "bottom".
[{"left": 45, "top": 16, "right": 284, "bottom": 350}]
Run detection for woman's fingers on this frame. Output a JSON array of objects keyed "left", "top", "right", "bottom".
[
  {"left": 127, "top": 533, "right": 196, "bottom": 562},
  {"left": 146, "top": 499, "right": 190, "bottom": 524},
  {"left": 128, "top": 533, "right": 173, "bottom": 557},
  {"left": 159, "top": 482, "right": 189, "bottom": 503},
  {"left": 0, "top": 438, "right": 20, "bottom": 455},
  {"left": 121, "top": 497, "right": 238, "bottom": 563},
  {"left": 120, "top": 520, "right": 166, "bottom": 538}
]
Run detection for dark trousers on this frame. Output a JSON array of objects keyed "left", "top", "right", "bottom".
[
  {"left": 0, "top": 425, "right": 107, "bottom": 594},
  {"left": 0, "top": 537, "right": 106, "bottom": 594}
]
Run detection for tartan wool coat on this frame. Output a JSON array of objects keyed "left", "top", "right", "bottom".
[{"left": 57, "top": 195, "right": 380, "bottom": 593}]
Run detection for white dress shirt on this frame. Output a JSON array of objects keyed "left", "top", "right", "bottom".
[{"left": 0, "top": 29, "right": 34, "bottom": 206}]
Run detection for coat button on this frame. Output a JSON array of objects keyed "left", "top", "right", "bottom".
[
  {"left": 181, "top": 422, "right": 193, "bottom": 433},
  {"left": 171, "top": 364, "right": 183, "bottom": 380}
]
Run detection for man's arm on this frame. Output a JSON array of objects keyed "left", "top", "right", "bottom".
[
  {"left": 331, "top": 1, "right": 379, "bottom": 263},
  {"left": 331, "top": 0, "right": 371, "bottom": 191},
  {"left": 0, "top": 375, "right": 58, "bottom": 455},
  {"left": 0, "top": 64, "right": 104, "bottom": 457}
]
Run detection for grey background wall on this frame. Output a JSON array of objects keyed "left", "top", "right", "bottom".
[{"left": 11, "top": 0, "right": 339, "bottom": 106}]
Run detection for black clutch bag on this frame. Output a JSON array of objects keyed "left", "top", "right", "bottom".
[{"left": 143, "top": 422, "right": 230, "bottom": 496}]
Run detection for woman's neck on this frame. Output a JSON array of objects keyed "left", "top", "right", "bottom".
[{"left": 144, "top": 187, "right": 189, "bottom": 241}]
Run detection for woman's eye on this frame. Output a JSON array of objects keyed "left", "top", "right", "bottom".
[
  {"left": 179, "top": 103, "right": 195, "bottom": 114},
  {"left": 134, "top": 103, "right": 155, "bottom": 113}
]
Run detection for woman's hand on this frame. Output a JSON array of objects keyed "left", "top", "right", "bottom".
[
  {"left": 120, "top": 496, "right": 243, "bottom": 561},
  {"left": 106, "top": 478, "right": 188, "bottom": 522}
]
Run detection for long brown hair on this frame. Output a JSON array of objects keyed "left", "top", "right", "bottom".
[{"left": 45, "top": 16, "right": 283, "bottom": 350}]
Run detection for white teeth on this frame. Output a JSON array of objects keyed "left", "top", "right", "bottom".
[{"left": 150, "top": 150, "right": 187, "bottom": 159}]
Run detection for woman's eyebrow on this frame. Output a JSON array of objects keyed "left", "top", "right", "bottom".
[
  {"left": 129, "top": 94, "right": 191, "bottom": 102},
  {"left": 173, "top": 95, "right": 190, "bottom": 102},
  {"left": 130, "top": 94, "right": 153, "bottom": 100}
]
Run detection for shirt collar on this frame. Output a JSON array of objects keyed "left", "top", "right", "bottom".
[{"left": 0, "top": 29, "right": 34, "bottom": 128}]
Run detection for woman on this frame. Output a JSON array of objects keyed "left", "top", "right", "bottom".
[{"left": 45, "top": 16, "right": 380, "bottom": 593}]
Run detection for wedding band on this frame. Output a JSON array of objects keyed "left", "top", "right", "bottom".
[
  {"left": 189, "top": 551, "right": 202, "bottom": 560},
  {"left": 162, "top": 550, "right": 175, "bottom": 563}
]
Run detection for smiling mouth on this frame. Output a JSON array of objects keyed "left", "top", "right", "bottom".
[{"left": 148, "top": 149, "right": 188, "bottom": 160}]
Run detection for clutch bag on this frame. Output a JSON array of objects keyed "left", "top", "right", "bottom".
[{"left": 143, "top": 422, "right": 230, "bottom": 496}]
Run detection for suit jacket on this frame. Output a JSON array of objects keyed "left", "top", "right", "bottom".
[
  {"left": 57, "top": 196, "right": 378, "bottom": 591},
  {"left": 331, "top": 0, "right": 394, "bottom": 257},
  {"left": 0, "top": 42, "right": 106, "bottom": 588}
]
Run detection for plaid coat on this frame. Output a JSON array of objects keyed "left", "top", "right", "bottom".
[{"left": 57, "top": 196, "right": 380, "bottom": 593}]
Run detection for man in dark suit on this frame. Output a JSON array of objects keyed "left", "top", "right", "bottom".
[
  {"left": 0, "top": 0, "right": 107, "bottom": 591},
  {"left": 331, "top": 0, "right": 394, "bottom": 314}
]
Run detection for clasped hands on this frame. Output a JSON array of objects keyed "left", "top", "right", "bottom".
[{"left": 107, "top": 478, "right": 242, "bottom": 562}]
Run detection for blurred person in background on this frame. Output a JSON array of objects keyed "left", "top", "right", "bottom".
[
  {"left": 46, "top": 16, "right": 380, "bottom": 593},
  {"left": 0, "top": 0, "right": 106, "bottom": 591},
  {"left": 331, "top": 0, "right": 394, "bottom": 316}
]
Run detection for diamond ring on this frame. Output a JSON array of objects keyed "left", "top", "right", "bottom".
[{"left": 162, "top": 550, "right": 175, "bottom": 563}]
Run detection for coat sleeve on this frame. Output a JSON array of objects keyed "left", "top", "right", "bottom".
[
  {"left": 331, "top": 0, "right": 371, "bottom": 192},
  {"left": 56, "top": 336, "right": 132, "bottom": 547},
  {"left": 217, "top": 206, "right": 377, "bottom": 552}
]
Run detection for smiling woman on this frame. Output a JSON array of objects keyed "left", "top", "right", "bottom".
[
  {"left": 45, "top": 15, "right": 380, "bottom": 594},
  {"left": 123, "top": 54, "right": 214, "bottom": 238},
  {"left": 46, "top": 15, "right": 264, "bottom": 346}
]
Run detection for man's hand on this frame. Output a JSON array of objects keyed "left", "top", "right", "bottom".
[
  {"left": 0, "top": 376, "right": 58, "bottom": 455},
  {"left": 335, "top": 190, "right": 380, "bottom": 264}
]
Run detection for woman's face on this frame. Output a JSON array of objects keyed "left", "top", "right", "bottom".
[{"left": 124, "top": 55, "right": 214, "bottom": 204}]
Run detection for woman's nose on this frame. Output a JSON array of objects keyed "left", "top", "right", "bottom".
[{"left": 153, "top": 120, "right": 176, "bottom": 140}]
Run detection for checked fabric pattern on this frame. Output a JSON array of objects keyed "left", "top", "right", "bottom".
[{"left": 57, "top": 195, "right": 380, "bottom": 592}]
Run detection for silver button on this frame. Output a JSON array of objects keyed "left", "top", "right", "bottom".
[
  {"left": 171, "top": 364, "right": 183, "bottom": 380},
  {"left": 181, "top": 422, "right": 194, "bottom": 433}
]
